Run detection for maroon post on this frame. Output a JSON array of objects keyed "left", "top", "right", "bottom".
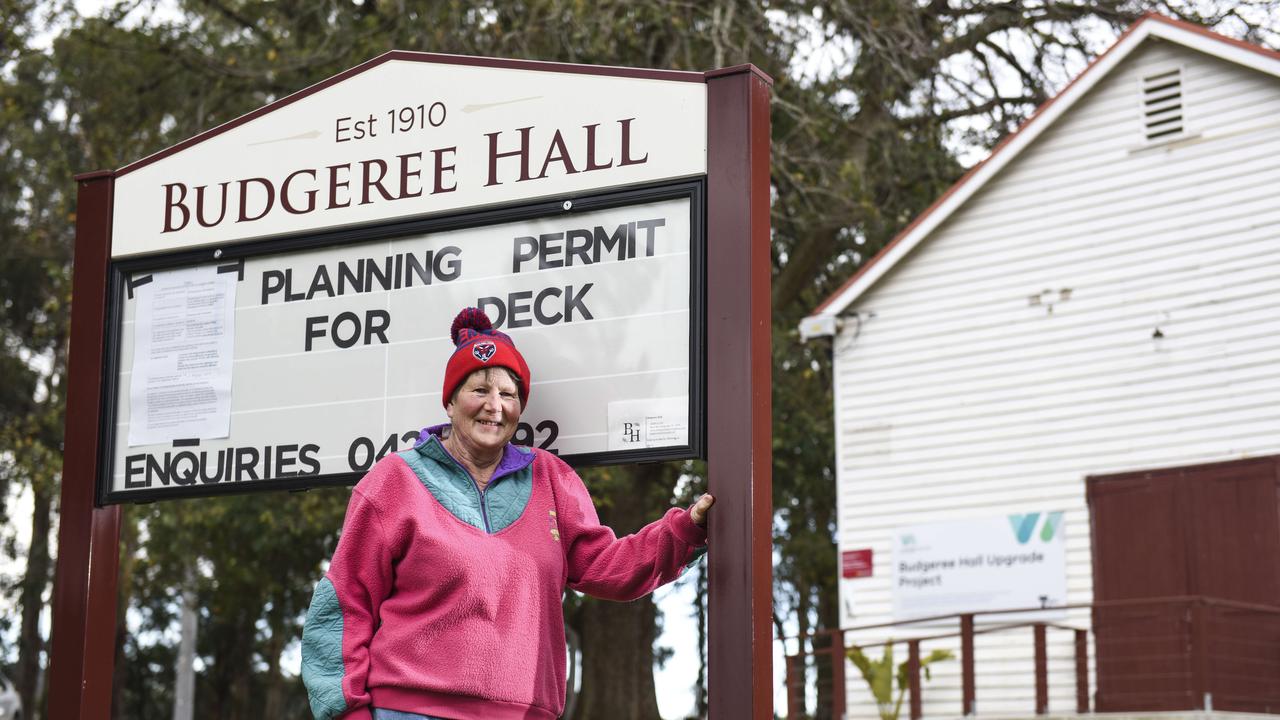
[
  {"left": 961, "top": 613, "right": 976, "bottom": 716},
  {"left": 1034, "top": 623, "right": 1048, "bottom": 715},
  {"left": 908, "top": 640, "right": 923, "bottom": 720},
  {"left": 48, "top": 171, "right": 122, "bottom": 720},
  {"left": 1075, "top": 629, "right": 1089, "bottom": 712},
  {"left": 705, "top": 64, "right": 773, "bottom": 720}
]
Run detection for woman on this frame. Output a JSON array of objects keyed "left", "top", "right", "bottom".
[{"left": 301, "top": 307, "right": 714, "bottom": 720}]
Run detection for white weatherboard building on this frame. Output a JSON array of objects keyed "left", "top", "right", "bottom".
[{"left": 803, "top": 14, "right": 1280, "bottom": 718}]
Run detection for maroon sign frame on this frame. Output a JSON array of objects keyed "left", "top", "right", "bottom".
[{"left": 50, "top": 56, "right": 772, "bottom": 719}]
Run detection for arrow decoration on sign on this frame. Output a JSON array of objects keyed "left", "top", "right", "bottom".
[
  {"left": 247, "top": 129, "right": 322, "bottom": 146},
  {"left": 461, "top": 96, "right": 542, "bottom": 113}
]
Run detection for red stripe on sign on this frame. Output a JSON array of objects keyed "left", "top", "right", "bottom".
[{"left": 841, "top": 549, "right": 873, "bottom": 579}]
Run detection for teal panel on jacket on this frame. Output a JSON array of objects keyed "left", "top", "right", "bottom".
[
  {"left": 301, "top": 577, "right": 347, "bottom": 720},
  {"left": 399, "top": 444, "right": 485, "bottom": 529},
  {"left": 373, "top": 710, "right": 451, "bottom": 719},
  {"left": 398, "top": 439, "right": 532, "bottom": 533},
  {"left": 484, "top": 454, "right": 533, "bottom": 531}
]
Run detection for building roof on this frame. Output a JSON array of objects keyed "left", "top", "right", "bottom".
[{"left": 801, "top": 13, "right": 1280, "bottom": 339}]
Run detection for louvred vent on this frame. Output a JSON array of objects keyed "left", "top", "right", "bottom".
[{"left": 1143, "top": 68, "right": 1184, "bottom": 142}]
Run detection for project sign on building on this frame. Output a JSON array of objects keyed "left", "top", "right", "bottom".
[
  {"left": 96, "top": 53, "right": 709, "bottom": 503},
  {"left": 892, "top": 512, "right": 1067, "bottom": 622}
]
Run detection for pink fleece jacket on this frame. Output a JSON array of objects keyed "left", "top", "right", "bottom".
[{"left": 323, "top": 447, "right": 707, "bottom": 719}]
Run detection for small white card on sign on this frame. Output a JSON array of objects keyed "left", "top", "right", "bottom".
[{"left": 607, "top": 396, "right": 688, "bottom": 451}]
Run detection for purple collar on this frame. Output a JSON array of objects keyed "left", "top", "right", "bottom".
[{"left": 416, "top": 423, "right": 534, "bottom": 483}]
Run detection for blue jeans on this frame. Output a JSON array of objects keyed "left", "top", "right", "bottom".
[{"left": 373, "top": 710, "right": 449, "bottom": 720}]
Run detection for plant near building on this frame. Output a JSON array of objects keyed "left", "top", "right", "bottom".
[{"left": 847, "top": 642, "right": 954, "bottom": 720}]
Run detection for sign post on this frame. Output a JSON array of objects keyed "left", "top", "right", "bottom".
[
  {"left": 705, "top": 65, "right": 773, "bottom": 720},
  {"left": 48, "top": 171, "right": 123, "bottom": 720},
  {"left": 50, "top": 53, "right": 772, "bottom": 718}
]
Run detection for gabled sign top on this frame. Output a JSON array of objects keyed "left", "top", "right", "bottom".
[{"left": 111, "top": 52, "right": 711, "bottom": 258}]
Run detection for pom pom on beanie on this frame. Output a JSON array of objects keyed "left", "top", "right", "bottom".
[
  {"left": 451, "top": 306, "right": 493, "bottom": 345},
  {"left": 442, "top": 307, "right": 531, "bottom": 409}
]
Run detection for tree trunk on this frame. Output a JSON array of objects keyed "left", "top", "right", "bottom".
[
  {"left": 813, "top": 628, "right": 834, "bottom": 720},
  {"left": 568, "top": 464, "right": 670, "bottom": 720},
  {"left": 207, "top": 606, "right": 256, "bottom": 720},
  {"left": 694, "top": 560, "right": 708, "bottom": 719},
  {"left": 564, "top": 625, "right": 581, "bottom": 719},
  {"left": 16, "top": 479, "right": 51, "bottom": 719},
  {"left": 261, "top": 602, "right": 287, "bottom": 720},
  {"left": 573, "top": 595, "right": 661, "bottom": 720},
  {"left": 813, "top": 504, "right": 840, "bottom": 720},
  {"left": 172, "top": 565, "right": 197, "bottom": 720},
  {"left": 797, "top": 588, "right": 815, "bottom": 719},
  {"left": 112, "top": 506, "right": 137, "bottom": 720}
]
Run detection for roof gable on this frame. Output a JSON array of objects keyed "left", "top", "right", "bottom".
[{"left": 802, "top": 13, "right": 1280, "bottom": 338}]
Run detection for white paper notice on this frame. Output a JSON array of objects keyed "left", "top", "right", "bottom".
[
  {"left": 128, "top": 265, "right": 237, "bottom": 446},
  {"left": 607, "top": 396, "right": 688, "bottom": 451}
]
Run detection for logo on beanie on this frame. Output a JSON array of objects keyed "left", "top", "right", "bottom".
[{"left": 472, "top": 341, "right": 497, "bottom": 362}]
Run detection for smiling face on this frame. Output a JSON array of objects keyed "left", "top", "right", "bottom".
[{"left": 446, "top": 367, "right": 523, "bottom": 455}]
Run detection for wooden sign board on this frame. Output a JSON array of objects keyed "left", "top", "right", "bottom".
[{"left": 97, "top": 55, "right": 709, "bottom": 502}]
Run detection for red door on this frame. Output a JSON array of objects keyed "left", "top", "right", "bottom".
[{"left": 1088, "top": 455, "right": 1280, "bottom": 712}]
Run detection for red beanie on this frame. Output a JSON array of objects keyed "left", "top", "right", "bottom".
[{"left": 442, "top": 307, "right": 531, "bottom": 408}]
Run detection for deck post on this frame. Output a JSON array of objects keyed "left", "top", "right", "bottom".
[
  {"left": 1034, "top": 623, "right": 1048, "bottom": 715},
  {"left": 961, "top": 614, "right": 976, "bottom": 716}
]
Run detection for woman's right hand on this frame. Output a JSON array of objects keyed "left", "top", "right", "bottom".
[{"left": 690, "top": 493, "right": 715, "bottom": 527}]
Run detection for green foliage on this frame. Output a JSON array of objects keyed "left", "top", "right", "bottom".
[
  {"left": 846, "top": 643, "right": 955, "bottom": 720},
  {"left": 120, "top": 490, "right": 348, "bottom": 718}
]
